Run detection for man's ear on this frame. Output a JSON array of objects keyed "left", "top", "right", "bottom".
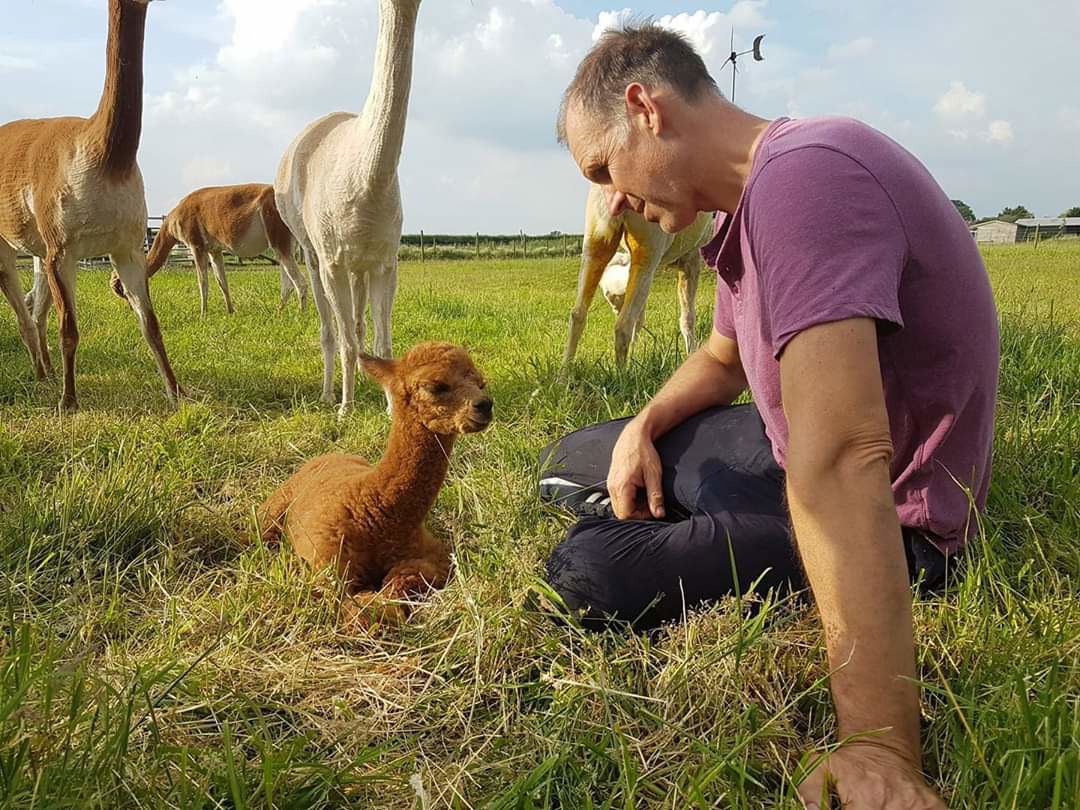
[
  {"left": 360, "top": 354, "right": 397, "bottom": 387},
  {"left": 625, "top": 82, "right": 663, "bottom": 135}
]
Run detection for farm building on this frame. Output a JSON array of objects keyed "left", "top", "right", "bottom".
[
  {"left": 970, "top": 219, "right": 1018, "bottom": 243},
  {"left": 1015, "top": 217, "right": 1080, "bottom": 241}
]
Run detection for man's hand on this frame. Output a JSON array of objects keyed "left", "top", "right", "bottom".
[
  {"left": 607, "top": 418, "right": 666, "bottom": 520},
  {"left": 798, "top": 743, "right": 948, "bottom": 809}
]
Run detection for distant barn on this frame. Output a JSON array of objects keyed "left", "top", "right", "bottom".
[
  {"left": 970, "top": 219, "right": 1018, "bottom": 243},
  {"left": 969, "top": 217, "right": 1080, "bottom": 243}
]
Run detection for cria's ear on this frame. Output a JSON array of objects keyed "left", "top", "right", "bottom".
[{"left": 360, "top": 354, "right": 397, "bottom": 387}]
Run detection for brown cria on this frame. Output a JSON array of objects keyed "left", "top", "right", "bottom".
[
  {"left": 0, "top": 0, "right": 181, "bottom": 412},
  {"left": 258, "top": 342, "right": 493, "bottom": 631},
  {"left": 111, "top": 183, "right": 308, "bottom": 315}
]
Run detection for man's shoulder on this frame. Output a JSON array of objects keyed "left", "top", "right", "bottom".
[{"left": 760, "top": 116, "right": 895, "bottom": 166}]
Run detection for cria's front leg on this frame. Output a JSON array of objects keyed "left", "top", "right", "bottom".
[
  {"left": 382, "top": 556, "right": 450, "bottom": 602},
  {"left": 340, "top": 589, "right": 407, "bottom": 633}
]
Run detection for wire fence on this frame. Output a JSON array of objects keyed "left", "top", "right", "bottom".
[{"left": 15, "top": 224, "right": 587, "bottom": 270}]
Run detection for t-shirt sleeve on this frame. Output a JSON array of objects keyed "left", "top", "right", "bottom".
[
  {"left": 746, "top": 147, "right": 908, "bottom": 358},
  {"left": 713, "top": 278, "right": 736, "bottom": 339}
]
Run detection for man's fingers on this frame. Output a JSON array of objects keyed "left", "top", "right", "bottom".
[
  {"left": 797, "top": 762, "right": 830, "bottom": 810},
  {"left": 642, "top": 459, "right": 665, "bottom": 519}
]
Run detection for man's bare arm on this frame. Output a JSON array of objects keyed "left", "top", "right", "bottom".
[{"left": 781, "top": 318, "right": 944, "bottom": 808}]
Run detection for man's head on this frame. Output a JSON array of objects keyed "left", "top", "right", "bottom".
[{"left": 557, "top": 23, "right": 722, "bottom": 232}]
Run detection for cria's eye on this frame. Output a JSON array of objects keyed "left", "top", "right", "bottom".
[
  {"left": 477, "top": 380, "right": 487, "bottom": 390},
  {"left": 428, "top": 382, "right": 451, "bottom": 395}
]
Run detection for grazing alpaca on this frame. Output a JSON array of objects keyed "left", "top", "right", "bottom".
[
  {"left": 0, "top": 0, "right": 180, "bottom": 411},
  {"left": 111, "top": 183, "right": 308, "bottom": 315},
  {"left": 258, "top": 342, "right": 492, "bottom": 630},
  {"left": 275, "top": 0, "right": 421, "bottom": 416},
  {"left": 563, "top": 183, "right": 714, "bottom": 367}
]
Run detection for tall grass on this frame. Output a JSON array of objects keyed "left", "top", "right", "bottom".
[{"left": 0, "top": 244, "right": 1077, "bottom": 807}]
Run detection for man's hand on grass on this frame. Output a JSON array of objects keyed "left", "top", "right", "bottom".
[{"left": 798, "top": 742, "right": 948, "bottom": 810}]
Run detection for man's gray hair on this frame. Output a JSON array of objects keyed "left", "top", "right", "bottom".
[{"left": 557, "top": 22, "right": 720, "bottom": 145}]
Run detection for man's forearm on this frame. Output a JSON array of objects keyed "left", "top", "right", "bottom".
[
  {"left": 786, "top": 453, "right": 922, "bottom": 760},
  {"left": 636, "top": 334, "right": 747, "bottom": 439}
]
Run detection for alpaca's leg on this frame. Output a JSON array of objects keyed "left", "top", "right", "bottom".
[
  {"left": 192, "top": 250, "right": 211, "bottom": 316},
  {"left": 111, "top": 250, "right": 183, "bottom": 405},
  {"left": 28, "top": 257, "right": 53, "bottom": 376},
  {"left": 340, "top": 589, "right": 407, "bottom": 631},
  {"left": 209, "top": 250, "right": 234, "bottom": 314},
  {"left": 382, "top": 555, "right": 451, "bottom": 601},
  {"left": 675, "top": 253, "right": 701, "bottom": 354},
  {"left": 304, "top": 247, "right": 336, "bottom": 404},
  {"left": 278, "top": 266, "right": 293, "bottom": 310},
  {"left": 42, "top": 251, "right": 80, "bottom": 411},
  {"left": 565, "top": 230, "right": 621, "bottom": 366},
  {"left": 617, "top": 231, "right": 665, "bottom": 367},
  {"left": 369, "top": 259, "right": 396, "bottom": 359},
  {"left": 322, "top": 266, "right": 359, "bottom": 418},
  {"left": 0, "top": 244, "right": 47, "bottom": 380},
  {"left": 276, "top": 250, "right": 308, "bottom": 312},
  {"left": 350, "top": 271, "right": 369, "bottom": 354}
]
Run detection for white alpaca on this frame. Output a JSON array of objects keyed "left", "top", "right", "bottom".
[
  {"left": 0, "top": 0, "right": 181, "bottom": 411},
  {"left": 564, "top": 184, "right": 715, "bottom": 367},
  {"left": 274, "top": 0, "right": 421, "bottom": 417}
]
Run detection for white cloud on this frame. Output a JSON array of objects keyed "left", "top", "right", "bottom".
[
  {"left": 0, "top": 54, "right": 39, "bottom": 72},
  {"left": 181, "top": 157, "right": 234, "bottom": 190},
  {"left": 934, "top": 80, "right": 986, "bottom": 119},
  {"left": 828, "top": 36, "right": 874, "bottom": 60},
  {"left": 983, "top": 119, "right": 1014, "bottom": 144}
]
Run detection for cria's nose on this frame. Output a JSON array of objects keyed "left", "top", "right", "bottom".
[{"left": 475, "top": 398, "right": 493, "bottom": 417}]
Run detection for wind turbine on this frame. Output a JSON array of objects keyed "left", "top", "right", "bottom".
[{"left": 718, "top": 31, "right": 765, "bottom": 103}]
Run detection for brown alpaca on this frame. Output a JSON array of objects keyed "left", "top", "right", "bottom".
[
  {"left": 111, "top": 183, "right": 308, "bottom": 315},
  {"left": 258, "top": 342, "right": 493, "bottom": 630},
  {"left": 0, "top": 0, "right": 180, "bottom": 411}
]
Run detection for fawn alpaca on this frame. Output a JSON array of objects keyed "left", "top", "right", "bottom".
[{"left": 258, "top": 342, "right": 492, "bottom": 629}]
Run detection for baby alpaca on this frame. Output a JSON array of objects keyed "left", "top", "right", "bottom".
[{"left": 258, "top": 342, "right": 492, "bottom": 630}]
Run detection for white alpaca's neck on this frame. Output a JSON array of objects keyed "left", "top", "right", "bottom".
[{"left": 350, "top": 0, "right": 419, "bottom": 189}]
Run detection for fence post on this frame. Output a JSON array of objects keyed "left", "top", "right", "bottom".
[
  {"left": 1034, "top": 223, "right": 1041, "bottom": 248},
  {"left": 420, "top": 230, "right": 425, "bottom": 263},
  {"left": 476, "top": 232, "right": 480, "bottom": 258}
]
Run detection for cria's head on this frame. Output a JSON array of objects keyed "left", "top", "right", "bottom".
[{"left": 361, "top": 342, "right": 492, "bottom": 435}]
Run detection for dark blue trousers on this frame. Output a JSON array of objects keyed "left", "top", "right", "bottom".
[{"left": 539, "top": 404, "right": 952, "bottom": 631}]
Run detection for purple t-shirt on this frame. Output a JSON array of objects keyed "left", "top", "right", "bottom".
[{"left": 702, "top": 116, "right": 999, "bottom": 551}]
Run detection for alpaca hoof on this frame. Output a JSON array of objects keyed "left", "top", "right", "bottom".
[
  {"left": 320, "top": 391, "right": 336, "bottom": 406},
  {"left": 58, "top": 396, "right": 78, "bottom": 414}
]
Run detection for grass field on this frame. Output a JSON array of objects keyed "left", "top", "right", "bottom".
[{"left": 1, "top": 242, "right": 1077, "bottom": 808}]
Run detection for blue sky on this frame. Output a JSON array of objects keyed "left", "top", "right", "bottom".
[{"left": 1, "top": 1, "right": 1077, "bottom": 232}]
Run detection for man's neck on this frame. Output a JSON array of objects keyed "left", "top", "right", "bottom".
[{"left": 690, "top": 97, "right": 773, "bottom": 214}]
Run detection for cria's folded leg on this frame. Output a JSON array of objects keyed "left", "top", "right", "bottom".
[
  {"left": 340, "top": 589, "right": 407, "bottom": 631},
  {"left": 382, "top": 553, "right": 451, "bottom": 602},
  {"left": 256, "top": 480, "right": 298, "bottom": 545}
]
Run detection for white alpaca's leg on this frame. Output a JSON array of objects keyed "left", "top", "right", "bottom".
[
  {"left": 369, "top": 259, "right": 397, "bottom": 360},
  {"left": 0, "top": 244, "right": 47, "bottom": 380},
  {"left": 614, "top": 257, "right": 660, "bottom": 367},
  {"left": 565, "top": 234, "right": 621, "bottom": 366},
  {"left": 112, "top": 250, "right": 183, "bottom": 404},
  {"left": 675, "top": 253, "right": 701, "bottom": 354},
  {"left": 322, "top": 266, "right": 359, "bottom": 418},
  {"left": 350, "top": 271, "right": 369, "bottom": 354},
  {"left": 192, "top": 250, "right": 211, "bottom": 316},
  {"left": 209, "top": 250, "right": 234, "bottom": 314},
  {"left": 304, "top": 247, "right": 336, "bottom": 404}
]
